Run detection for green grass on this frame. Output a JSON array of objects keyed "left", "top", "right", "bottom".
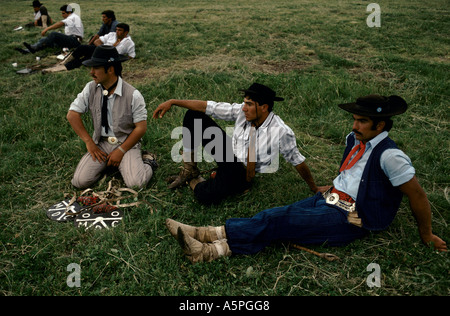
[{"left": 0, "top": 0, "right": 449, "bottom": 296}]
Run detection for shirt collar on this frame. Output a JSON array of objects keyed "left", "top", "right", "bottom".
[
  {"left": 96, "top": 76, "right": 123, "bottom": 97},
  {"left": 352, "top": 131, "right": 389, "bottom": 149},
  {"left": 246, "top": 111, "right": 275, "bottom": 129}
]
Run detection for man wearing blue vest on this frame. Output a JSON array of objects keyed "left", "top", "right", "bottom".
[{"left": 165, "top": 94, "right": 447, "bottom": 263}]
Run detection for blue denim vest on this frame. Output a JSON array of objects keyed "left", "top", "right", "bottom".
[{"left": 341, "top": 136, "right": 404, "bottom": 231}]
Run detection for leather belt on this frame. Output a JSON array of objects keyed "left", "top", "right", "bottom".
[
  {"left": 323, "top": 188, "right": 355, "bottom": 212},
  {"left": 323, "top": 187, "right": 362, "bottom": 227}
]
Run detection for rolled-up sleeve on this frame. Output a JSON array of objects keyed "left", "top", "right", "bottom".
[
  {"left": 69, "top": 82, "right": 91, "bottom": 113},
  {"left": 380, "top": 148, "right": 415, "bottom": 186},
  {"left": 205, "top": 101, "right": 242, "bottom": 121},
  {"left": 279, "top": 129, "right": 305, "bottom": 166},
  {"left": 131, "top": 90, "right": 147, "bottom": 123}
]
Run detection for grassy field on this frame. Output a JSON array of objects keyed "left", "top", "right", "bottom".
[{"left": 0, "top": 0, "right": 448, "bottom": 297}]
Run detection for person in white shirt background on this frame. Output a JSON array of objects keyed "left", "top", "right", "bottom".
[
  {"left": 22, "top": 4, "right": 83, "bottom": 53},
  {"left": 42, "top": 23, "right": 135, "bottom": 74}
]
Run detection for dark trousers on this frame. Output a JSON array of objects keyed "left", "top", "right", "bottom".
[
  {"left": 65, "top": 44, "right": 96, "bottom": 70},
  {"left": 226, "top": 193, "right": 369, "bottom": 254},
  {"left": 182, "top": 110, "right": 250, "bottom": 204},
  {"left": 34, "top": 32, "right": 81, "bottom": 51}
]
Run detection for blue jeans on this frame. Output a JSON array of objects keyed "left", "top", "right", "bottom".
[
  {"left": 34, "top": 32, "right": 81, "bottom": 51},
  {"left": 225, "top": 193, "right": 368, "bottom": 254}
]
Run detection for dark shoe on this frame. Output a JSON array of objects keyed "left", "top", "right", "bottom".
[
  {"left": 15, "top": 47, "right": 30, "bottom": 54},
  {"left": 142, "top": 151, "right": 158, "bottom": 170},
  {"left": 23, "top": 42, "right": 36, "bottom": 54}
]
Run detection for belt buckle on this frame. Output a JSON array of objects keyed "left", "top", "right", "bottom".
[
  {"left": 323, "top": 189, "right": 356, "bottom": 212},
  {"left": 325, "top": 192, "right": 339, "bottom": 205},
  {"left": 107, "top": 137, "right": 118, "bottom": 145}
]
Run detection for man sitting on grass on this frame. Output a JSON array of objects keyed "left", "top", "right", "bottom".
[
  {"left": 165, "top": 94, "right": 447, "bottom": 263},
  {"left": 153, "top": 83, "right": 319, "bottom": 205},
  {"left": 21, "top": 4, "right": 83, "bottom": 54},
  {"left": 42, "top": 23, "right": 135, "bottom": 74}
]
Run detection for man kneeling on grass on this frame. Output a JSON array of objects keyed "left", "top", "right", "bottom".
[
  {"left": 166, "top": 94, "right": 447, "bottom": 263},
  {"left": 67, "top": 45, "right": 157, "bottom": 189}
]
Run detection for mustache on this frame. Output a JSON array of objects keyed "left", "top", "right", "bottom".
[{"left": 353, "top": 129, "right": 362, "bottom": 135}]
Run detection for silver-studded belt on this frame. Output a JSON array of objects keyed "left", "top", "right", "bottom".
[{"left": 323, "top": 188, "right": 363, "bottom": 227}]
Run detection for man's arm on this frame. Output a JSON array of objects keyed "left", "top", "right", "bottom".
[
  {"left": 93, "top": 38, "right": 104, "bottom": 46},
  {"left": 41, "top": 15, "right": 48, "bottom": 28},
  {"left": 106, "top": 121, "right": 147, "bottom": 167},
  {"left": 295, "top": 162, "right": 321, "bottom": 193},
  {"left": 89, "top": 34, "right": 100, "bottom": 45},
  {"left": 67, "top": 110, "right": 107, "bottom": 163},
  {"left": 399, "top": 176, "right": 447, "bottom": 252},
  {"left": 153, "top": 99, "right": 207, "bottom": 119}
]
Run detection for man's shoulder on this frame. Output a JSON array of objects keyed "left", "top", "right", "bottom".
[
  {"left": 121, "top": 79, "right": 136, "bottom": 90},
  {"left": 267, "top": 113, "right": 295, "bottom": 133}
]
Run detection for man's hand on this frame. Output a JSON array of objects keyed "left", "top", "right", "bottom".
[
  {"left": 316, "top": 186, "right": 332, "bottom": 194},
  {"left": 152, "top": 100, "right": 172, "bottom": 119},
  {"left": 422, "top": 234, "right": 447, "bottom": 252},
  {"left": 107, "top": 148, "right": 124, "bottom": 167},
  {"left": 86, "top": 140, "right": 107, "bottom": 163}
]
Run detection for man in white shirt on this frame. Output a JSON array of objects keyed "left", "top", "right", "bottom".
[
  {"left": 23, "top": 4, "right": 83, "bottom": 53},
  {"left": 153, "top": 83, "right": 319, "bottom": 204},
  {"left": 42, "top": 23, "right": 134, "bottom": 74}
]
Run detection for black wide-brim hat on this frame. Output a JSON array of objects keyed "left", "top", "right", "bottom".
[
  {"left": 31, "top": 1, "right": 43, "bottom": 7},
  {"left": 338, "top": 94, "right": 408, "bottom": 117},
  {"left": 82, "top": 45, "right": 129, "bottom": 67},
  {"left": 240, "top": 83, "right": 284, "bottom": 102}
]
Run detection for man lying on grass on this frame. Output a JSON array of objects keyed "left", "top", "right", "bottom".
[
  {"left": 153, "top": 83, "right": 319, "bottom": 205},
  {"left": 166, "top": 94, "right": 447, "bottom": 263}
]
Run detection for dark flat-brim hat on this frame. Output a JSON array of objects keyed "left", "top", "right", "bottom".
[
  {"left": 31, "top": 1, "right": 43, "bottom": 7},
  {"left": 338, "top": 94, "right": 408, "bottom": 117},
  {"left": 240, "top": 83, "right": 284, "bottom": 102},
  {"left": 82, "top": 45, "right": 129, "bottom": 67}
]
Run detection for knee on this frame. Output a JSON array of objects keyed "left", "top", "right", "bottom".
[
  {"left": 183, "top": 109, "right": 207, "bottom": 126},
  {"left": 71, "top": 176, "right": 93, "bottom": 190},
  {"left": 122, "top": 166, "right": 153, "bottom": 189}
]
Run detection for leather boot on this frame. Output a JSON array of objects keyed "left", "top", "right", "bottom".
[
  {"left": 42, "top": 64, "right": 67, "bottom": 74},
  {"left": 166, "top": 218, "right": 226, "bottom": 242},
  {"left": 168, "top": 152, "right": 200, "bottom": 189},
  {"left": 177, "top": 227, "right": 231, "bottom": 263}
]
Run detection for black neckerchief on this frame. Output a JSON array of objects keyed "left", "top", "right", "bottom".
[{"left": 101, "top": 79, "right": 119, "bottom": 134}]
